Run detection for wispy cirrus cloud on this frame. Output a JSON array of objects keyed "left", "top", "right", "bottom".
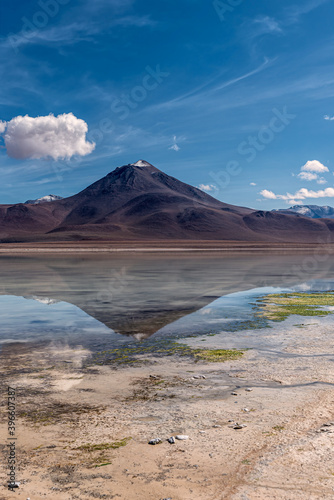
[
  {"left": 2, "top": 15, "right": 156, "bottom": 50},
  {"left": 248, "top": 16, "right": 283, "bottom": 38},
  {"left": 146, "top": 58, "right": 272, "bottom": 113},
  {"left": 169, "top": 136, "right": 181, "bottom": 151},
  {"left": 286, "top": 0, "right": 331, "bottom": 24}
]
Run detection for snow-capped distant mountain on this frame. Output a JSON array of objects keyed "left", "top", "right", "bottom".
[
  {"left": 24, "top": 194, "right": 63, "bottom": 205},
  {"left": 272, "top": 205, "right": 334, "bottom": 219}
]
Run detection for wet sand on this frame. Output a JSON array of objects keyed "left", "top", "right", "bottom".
[
  {"left": 0, "top": 240, "right": 333, "bottom": 253},
  {"left": 1, "top": 320, "right": 334, "bottom": 500}
]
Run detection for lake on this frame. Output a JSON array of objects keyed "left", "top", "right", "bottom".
[{"left": 1, "top": 251, "right": 334, "bottom": 361}]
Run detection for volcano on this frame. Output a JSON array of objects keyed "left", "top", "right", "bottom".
[{"left": 1, "top": 160, "right": 334, "bottom": 243}]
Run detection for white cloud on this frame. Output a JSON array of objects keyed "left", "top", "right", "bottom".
[
  {"left": 169, "top": 135, "right": 181, "bottom": 152},
  {"left": 296, "top": 161, "right": 329, "bottom": 184},
  {"left": 260, "top": 189, "right": 277, "bottom": 199},
  {"left": 288, "top": 200, "right": 303, "bottom": 205},
  {"left": 296, "top": 187, "right": 334, "bottom": 198},
  {"left": 0, "top": 121, "right": 6, "bottom": 133},
  {"left": 198, "top": 184, "right": 217, "bottom": 192},
  {"left": 261, "top": 187, "right": 334, "bottom": 201},
  {"left": 298, "top": 171, "right": 318, "bottom": 181},
  {"left": 286, "top": 0, "right": 330, "bottom": 24},
  {"left": 324, "top": 115, "right": 334, "bottom": 120},
  {"left": 250, "top": 182, "right": 257, "bottom": 186},
  {"left": 0, "top": 113, "right": 95, "bottom": 161},
  {"left": 301, "top": 160, "right": 329, "bottom": 173},
  {"left": 253, "top": 16, "right": 283, "bottom": 34}
]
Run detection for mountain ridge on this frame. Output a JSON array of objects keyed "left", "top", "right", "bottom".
[
  {"left": 272, "top": 205, "right": 334, "bottom": 219},
  {"left": 1, "top": 160, "right": 334, "bottom": 243}
]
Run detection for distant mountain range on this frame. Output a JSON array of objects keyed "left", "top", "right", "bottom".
[
  {"left": 272, "top": 205, "right": 334, "bottom": 219},
  {"left": 25, "top": 195, "right": 63, "bottom": 205},
  {"left": 2, "top": 160, "right": 334, "bottom": 243}
]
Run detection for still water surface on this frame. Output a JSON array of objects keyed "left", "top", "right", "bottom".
[{"left": 1, "top": 253, "right": 334, "bottom": 356}]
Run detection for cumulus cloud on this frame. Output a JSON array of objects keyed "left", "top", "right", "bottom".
[
  {"left": 295, "top": 160, "right": 329, "bottom": 184},
  {"left": 250, "top": 182, "right": 257, "bottom": 186},
  {"left": 288, "top": 200, "right": 303, "bottom": 205},
  {"left": 0, "top": 113, "right": 95, "bottom": 160},
  {"left": 296, "top": 187, "right": 334, "bottom": 198},
  {"left": 298, "top": 171, "right": 318, "bottom": 181},
  {"left": 324, "top": 115, "right": 334, "bottom": 121},
  {"left": 260, "top": 189, "right": 277, "bottom": 200},
  {"left": 260, "top": 187, "right": 334, "bottom": 202},
  {"left": 198, "top": 184, "right": 217, "bottom": 192},
  {"left": 301, "top": 160, "right": 328, "bottom": 173}
]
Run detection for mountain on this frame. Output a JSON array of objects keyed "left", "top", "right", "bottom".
[
  {"left": 272, "top": 205, "right": 334, "bottom": 219},
  {"left": 25, "top": 194, "right": 64, "bottom": 205},
  {"left": 2, "top": 160, "right": 334, "bottom": 243}
]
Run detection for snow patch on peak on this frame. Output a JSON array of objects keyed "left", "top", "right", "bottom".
[
  {"left": 293, "top": 206, "right": 310, "bottom": 215},
  {"left": 25, "top": 194, "right": 63, "bottom": 205},
  {"left": 131, "top": 160, "right": 154, "bottom": 168}
]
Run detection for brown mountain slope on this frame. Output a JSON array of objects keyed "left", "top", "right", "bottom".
[{"left": 0, "top": 160, "right": 334, "bottom": 243}]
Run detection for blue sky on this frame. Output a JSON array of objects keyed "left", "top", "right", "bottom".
[{"left": 1, "top": 0, "right": 334, "bottom": 209}]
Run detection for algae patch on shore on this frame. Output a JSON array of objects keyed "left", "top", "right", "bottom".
[
  {"left": 89, "top": 342, "right": 245, "bottom": 367},
  {"left": 256, "top": 292, "right": 334, "bottom": 322},
  {"left": 75, "top": 437, "right": 131, "bottom": 452},
  {"left": 193, "top": 348, "right": 244, "bottom": 362}
]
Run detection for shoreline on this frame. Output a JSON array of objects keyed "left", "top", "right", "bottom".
[
  {"left": 1, "top": 321, "right": 334, "bottom": 499},
  {"left": 0, "top": 240, "right": 333, "bottom": 254}
]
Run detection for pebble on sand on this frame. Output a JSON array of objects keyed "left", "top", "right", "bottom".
[
  {"left": 148, "top": 438, "right": 162, "bottom": 445},
  {"left": 175, "top": 435, "right": 189, "bottom": 440}
]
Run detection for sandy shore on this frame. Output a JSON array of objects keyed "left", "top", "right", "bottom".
[
  {"left": 0, "top": 240, "right": 333, "bottom": 254},
  {"left": 1, "top": 327, "right": 334, "bottom": 500}
]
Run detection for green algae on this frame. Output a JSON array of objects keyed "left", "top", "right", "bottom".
[
  {"left": 86, "top": 291, "right": 334, "bottom": 370},
  {"left": 76, "top": 437, "right": 131, "bottom": 452},
  {"left": 256, "top": 291, "right": 334, "bottom": 322},
  {"left": 89, "top": 341, "right": 245, "bottom": 367},
  {"left": 193, "top": 348, "right": 244, "bottom": 362}
]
